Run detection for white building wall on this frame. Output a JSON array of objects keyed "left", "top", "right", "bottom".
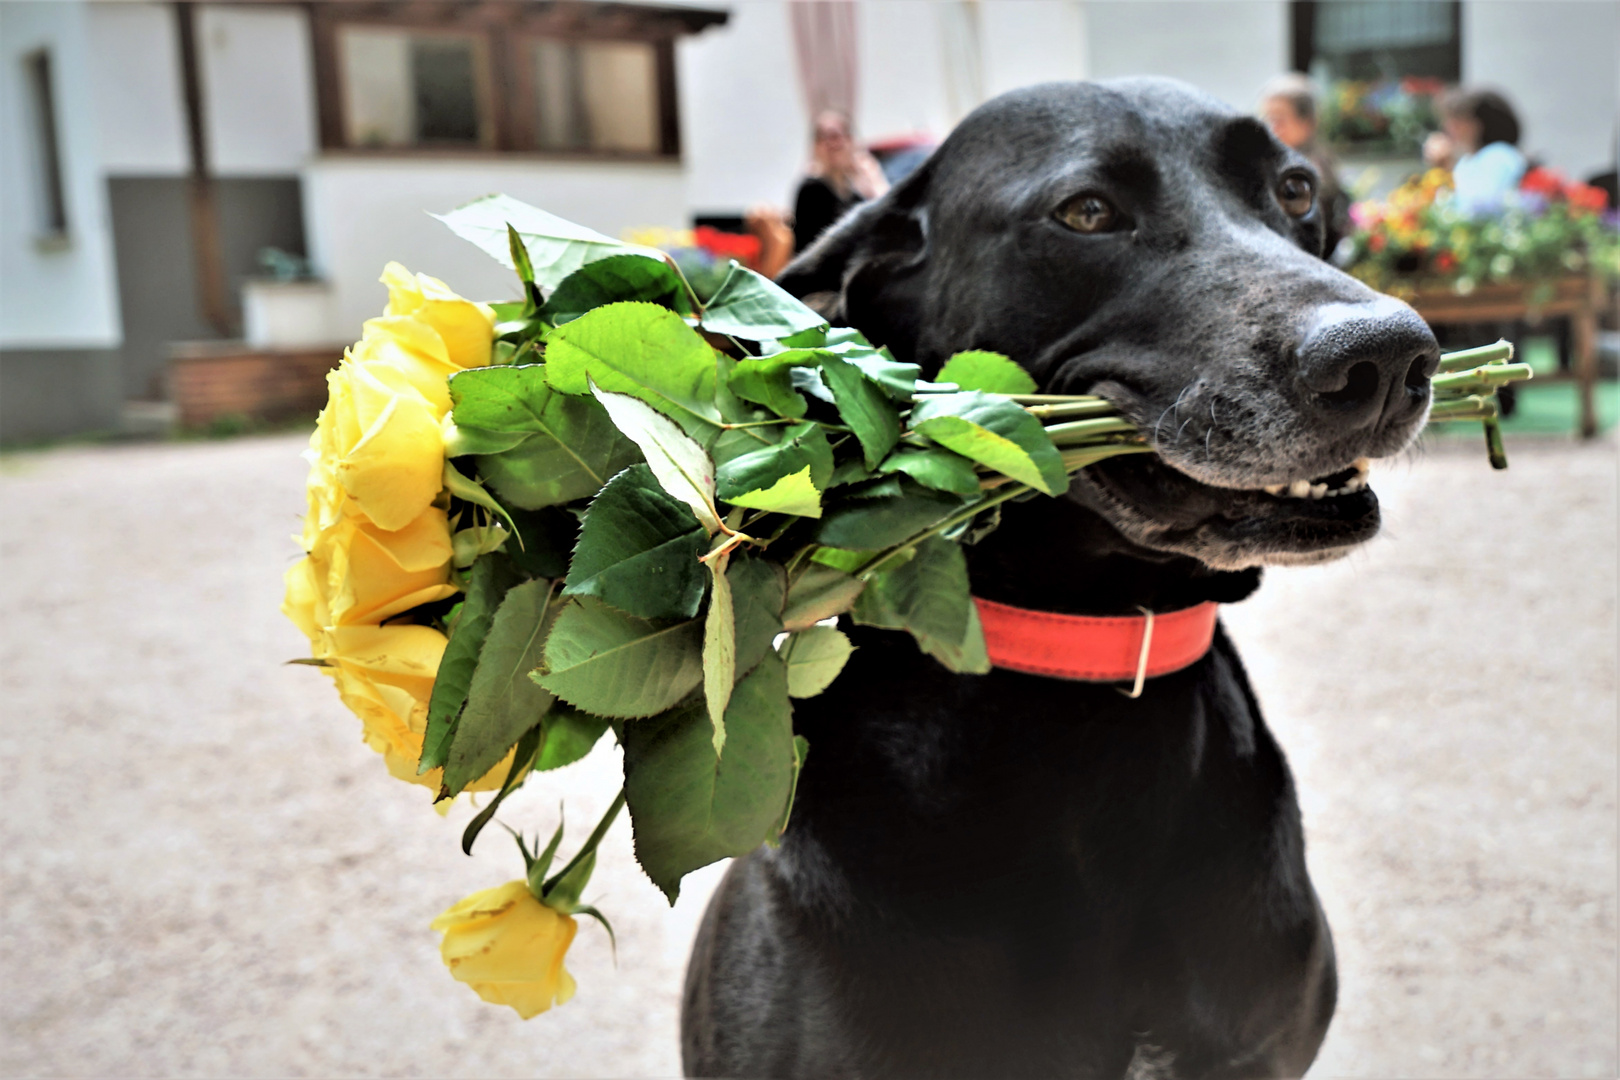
[
  {"left": 677, "top": 2, "right": 805, "bottom": 213},
  {"left": 303, "top": 158, "right": 689, "bottom": 339},
  {"left": 857, "top": 2, "right": 958, "bottom": 141},
  {"left": 0, "top": 0, "right": 120, "bottom": 348},
  {"left": 981, "top": 0, "right": 1089, "bottom": 100},
  {"left": 1463, "top": 0, "right": 1618, "bottom": 181},
  {"left": 199, "top": 4, "right": 319, "bottom": 176},
  {"left": 88, "top": 1, "right": 188, "bottom": 175},
  {"left": 1084, "top": 0, "right": 1288, "bottom": 111}
]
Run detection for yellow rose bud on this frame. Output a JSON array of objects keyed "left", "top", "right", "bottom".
[
  {"left": 324, "top": 360, "right": 445, "bottom": 532},
  {"left": 321, "top": 624, "right": 512, "bottom": 792},
  {"left": 380, "top": 261, "right": 496, "bottom": 370},
  {"left": 431, "top": 880, "right": 579, "bottom": 1019},
  {"left": 313, "top": 508, "right": 457, "bottom": 626}
]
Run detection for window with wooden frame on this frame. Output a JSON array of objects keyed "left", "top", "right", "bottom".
[{"left": 309, "top": 2, "right": 726, "bottom": 158}]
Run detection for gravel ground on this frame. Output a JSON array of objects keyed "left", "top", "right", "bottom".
[{"left": 0, "top": 429, "right": 1613, "bottom": 1079}]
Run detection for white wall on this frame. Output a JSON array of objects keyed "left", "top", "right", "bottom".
[
  {"left": 0, "top": 0, "right": 121, "bottom": 349},
  {"left": 857, "top": 2, "right": 958, "bottom": 140},
  {"left": 89, "top": 1, "right": 316, "bottom": 178},
  {"left": 302, "top": 158, "right": 689, "bottom": 338},
  {"left": 88, "top": 1, "right": 188, "bottom": 175},
  {"left": 1084, "top": 0, "right": 1288, "bottom": 111},
  {"left": 1463, "top": 0, "right": 1618, "bottom": 181},
  {"left": 981, "top": 0, "right": 1089, "bottom": 100},
  {"left": 199, "top": 4, "right": 318, "bottom": 175},
  {"left": 677, "top": 2, "right": 805, "bottom": 213}
]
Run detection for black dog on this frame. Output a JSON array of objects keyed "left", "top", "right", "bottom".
[{"left": 682, "top": 79, "right": 1438, "bottom": 1078}]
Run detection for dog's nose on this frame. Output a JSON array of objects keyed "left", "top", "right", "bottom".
[{"left": 1296, "top": 299, "right": 1439, "bottom": 431}]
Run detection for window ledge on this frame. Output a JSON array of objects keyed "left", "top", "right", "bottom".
[{"left": 33, "top": 233, "right": 72, "bottom": 254}]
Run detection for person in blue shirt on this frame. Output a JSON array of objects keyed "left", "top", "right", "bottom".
[{"left": 1424, "top": 87, "right": 1527, "bottom": 215}]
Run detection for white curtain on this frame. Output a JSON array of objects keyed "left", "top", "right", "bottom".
[{"left": 791, "top": 0, "right": 859, "bottom": 120}]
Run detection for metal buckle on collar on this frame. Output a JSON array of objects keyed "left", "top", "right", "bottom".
[{"left": 1117, "top": 607, "right": 1155, "bottom": 699}]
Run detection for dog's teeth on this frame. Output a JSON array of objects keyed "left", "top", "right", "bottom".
[
  {"left": 1262, "top": 483, "right": 1287, "bottom": 496},
  {"left": 1344, "top": 474, "right": 1366, "bottom": 493},
  {"left": 1288, "top": 479, "right": 1312, "bottom": 499},
  {"left": 1352, "top": 457, "right": 1371, "bottom": 476},
  {"left": 1309, "top": 483, "right": 1328, "bottom": 499}
]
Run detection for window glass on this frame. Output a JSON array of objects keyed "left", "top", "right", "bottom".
[
  {"left": 340, "top": 26, "right": 490, "bottom": 148},
  {"left": 531, "top": 38, "right": 658, "bottom": 153}
]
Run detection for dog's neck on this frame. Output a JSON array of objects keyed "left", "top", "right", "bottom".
[{"left": 966, "top": 495, "right": 1262, "bottom": 615}]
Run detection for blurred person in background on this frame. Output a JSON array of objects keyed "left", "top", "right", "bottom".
[
  {"left": 792, "top": 110, "right": 889, "bottom": 253},
  {"left": 1424, "top": 87, "right": 1527, "bottom": 215},
  {"left": 1260, "top": 73, "right": 1349, "bottom": 256}
]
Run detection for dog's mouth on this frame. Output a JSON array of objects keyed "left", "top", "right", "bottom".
[{"left": 1072, "top": 451, "right": 1383, "bottom": 570}]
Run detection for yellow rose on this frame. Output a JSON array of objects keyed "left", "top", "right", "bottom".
[
  {"left": 321, "top": 625, "right": 512, "bottom": 792},
  {"left": 282, "top": 554, "right": 326, "bottom": 643},
  {"left": 311, "top": 508, "right": 457, "bottom": 626},
  {"left": 432, "top": 880, "right": 578, "bottom": 1019},
  {"left": 319, "top": 359, "right": 445, "bottom": 531},
  {"left": 350, "top": 319, "right": 459, "bottom": 417},
  {"left": 380, "top": 262, "right": 496, "bottom": 370}
]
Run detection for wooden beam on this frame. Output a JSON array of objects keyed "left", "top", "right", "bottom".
[{"left": 175, "top": 2, "right": 235, "bottom": 337}]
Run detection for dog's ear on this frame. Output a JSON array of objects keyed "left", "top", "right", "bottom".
[{"left": 776, "top": 165, "right": 932, "bottom": 363}]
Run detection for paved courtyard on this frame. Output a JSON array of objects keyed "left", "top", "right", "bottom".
[{"left": 1, "top": 429, "right": 1614, "bottom": 1078}]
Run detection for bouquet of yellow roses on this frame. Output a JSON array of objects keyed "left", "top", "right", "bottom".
[{"left": 284, "top": 195, "right": 1530, "bottom": 1020}]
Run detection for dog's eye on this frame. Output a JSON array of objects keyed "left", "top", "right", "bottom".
[
  {"left": 1277, "top": 174, "right": 1315, "bottom": 218},
  {"left": 1055, "top": 195, "right": 1120, "bottom": 234}
]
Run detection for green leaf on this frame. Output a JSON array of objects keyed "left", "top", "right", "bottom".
[
  {"left": 779, "top": 626, "right": 854, "bottom": 698},
  {"left": 809, "top": 546, "right": 868, "bottom": 574},
  {"left": 444, "top": 578, "right": 559, "bottom": 795},
  {"left": 459, "top": 724, "right": 544, "bottom": 853},
  {"left": 852, "top": 535, "right": 989, "bottom": 673},
  {"left": 450, "top": 365, "right": 640, "bottom": 510},
  {"left": 781, "top": 564, "right": 865, "bottom": 630},
  {"left": 534, "top": 703, "right": 612, "bottom": 772},
  {"left": 434, "top": 194, "right": 663, "bottom": 291},
  {"left": 589, "top": 385, "right": 723, "bottom": 535},
  {"left": 722, "top": 466, "right": 822, "bottom": 518},
  {"left": 909, "top": 391, "right": 1067, "bottom": 496},
  {"left": 818, "top": 354, "right": 900, "bottom": 469},
  {"left": 727, "top": 555, "right": 787, "bottom": 676},
  {"left": 504, "top": 506, "right": 578, "bottom": 579},
  {"left": 622, "top": 653, "right": 796, "bottom": 902},
  {"left": 727, "top": 353, "right": 807, "bottom": 419},
  {"left": 770, "top": 734, "right": 810, "bottom": 843},
  {"left": 935, "top": 350, "right": 1038, "bottom": 394},
  {"left": 506, "top": 224, "right": 542, "bottom": 314},
  {"left": 540, "top": 253, "right": 693, "bottom": 325},
  {"left": 544, "top": 302, "right": 721, "bottom": 435},
  {"left": 840, "top": 349, "right": 920, "bottom": 402},
  {"left": 714, "top": 420, "right": 832, "bottom": 518},
  {"left": 702, "top": 556, "right": 735, "bottom": 755},
  {"left": 700, "top": 262, "right": 828, "bottom": 340},
  {"left": 564, "top": 464, "right": 707, "bottom": 620},
  {"left": 421, "top": 554, "right": 524, "bottom": 774},
  {"left": 876, "top": 446, "right": 983, "bottom": 495},
  {"left": 537, "top": 596, "right": 704, "bottom": 719},
  {"left": 814, "top": 479, "right": 970, "bottom": 550}
]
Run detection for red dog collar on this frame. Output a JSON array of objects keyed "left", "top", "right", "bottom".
[{"left": 972, "top": 598, "right": 1220, "bottom": 693}]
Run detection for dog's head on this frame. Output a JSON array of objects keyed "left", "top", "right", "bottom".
[{"left": 779, "top": 78, "right": 1439, "bottom": 571}]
